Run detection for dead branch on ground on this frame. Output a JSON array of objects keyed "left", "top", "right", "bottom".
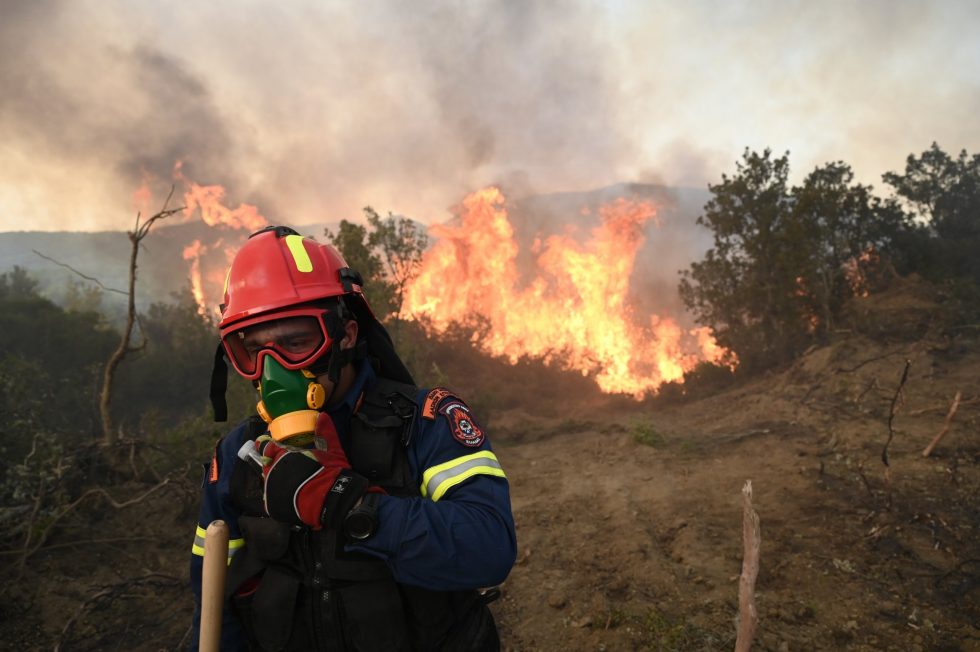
[
  {"left": 11, "top": 478, "right": 171, "bottom": 568},
  {"left": 100, "top": 188, "right": 183, "bottom": 446},
  {"left": 856, "top": 462, "right": 875, "bottom": 498},
  {"left": 55, "top": 572, "right": 182, "bottom": 652},
  {"left": 856, "top": 376, "right": 880, "bottom": 404},
  {"left": 0, "top": 536, "right": 156, "bottom": 556},
  {"left": 909, "top": 395, "right": 977, "bottom": 416},
  {"left": 880, "top": 359, "right": 911, "bottom": 467},
  {"left": 837, "top": 350, "right": 902, "bottom": 373},
  {"left": 922, "top": 391, "right": 963, "bottom": 458},
  {"left": 735, "top": 480, "right": 760, "bottom": 652}
]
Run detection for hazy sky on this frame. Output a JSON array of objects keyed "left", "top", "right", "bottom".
[{"left": 1, "top": 0, "right": 978, "bottom": 232}]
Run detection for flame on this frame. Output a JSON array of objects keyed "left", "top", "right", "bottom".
[
  {"left": 843, "top": 248, "right": 878, "bottom": 298},
  {"left": 174, "top": 161, "right": 268, "bottom": 231},
  {"left": 403, "top": 187, "right": 735, "bottom": 397},
  {"left": 182, "top": 239, "right": 208, "bottom": 317},
  {"left": 167, "top": 162, "right": 270, "bottom": 317}
]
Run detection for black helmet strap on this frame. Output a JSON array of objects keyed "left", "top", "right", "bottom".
[
  {"left": 308, "top": 300, "right": 367, "bottom": 403},
  {"left": 209, "top": 342, "right": 229, "bottom": 422}
]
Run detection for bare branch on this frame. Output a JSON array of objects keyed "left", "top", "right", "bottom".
[
  {"left": 99, "top": 189, "right": 183, "bottom": 446},
  {"left": 14, "top": 479, "right": 171, "bottom": 566},
  {"left": 32, "top": 250, "right": 128, "bottom": 295},
  {"left": 881, "top": 359, "right": 911, "bottom": 467},
  {"left": 836, "top": 350, "right": 901, "bottom": 373}
]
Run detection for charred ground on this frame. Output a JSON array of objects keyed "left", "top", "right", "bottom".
[{"left": 1, "top": 277, "right": 978, "bottom": 651}]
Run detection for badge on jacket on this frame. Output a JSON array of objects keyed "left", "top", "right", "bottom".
[
  {"left": 440, "top": 400, "right": 485, "bottom": 447},
  {"left": 422, "top": 388, "right": 486, "bottom": 447}
]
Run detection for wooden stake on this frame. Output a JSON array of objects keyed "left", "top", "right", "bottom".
[
  {"left": 922, "top": 391, "right": 963, "bottom": 458},
  {"left": 200, "top": 520, "right": 230, "bottom": 652},
  {"left": 735, "top": 480, "right": 760, "bottom": 652}
]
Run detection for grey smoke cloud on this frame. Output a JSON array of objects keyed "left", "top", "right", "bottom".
[{"left": 0, "top": 0, "right": 978, "bottom": 232}]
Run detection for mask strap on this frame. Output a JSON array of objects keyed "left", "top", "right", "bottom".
[{"left": 209, "top": 342, "right": 229, "bottom": 422}]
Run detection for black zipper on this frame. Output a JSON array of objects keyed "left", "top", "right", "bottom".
[
  {"left": 308, "top": 526, "right": 351, "bottom": 651},
  {"left": 303, "top": 528, "right": 329, "bottom": 650}
]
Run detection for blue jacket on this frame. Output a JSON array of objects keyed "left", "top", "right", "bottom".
[{"left": 189, "top": 362, "right": 517, "bottom": 650}]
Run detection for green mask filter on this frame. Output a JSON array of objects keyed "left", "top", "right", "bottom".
[{"left": 256, "top": 357, "right": 326, "bottom": 444}]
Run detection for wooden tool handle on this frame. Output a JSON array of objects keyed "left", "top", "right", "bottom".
[{"left": 199, "top": 520, "right": 230, "bottom": 652}]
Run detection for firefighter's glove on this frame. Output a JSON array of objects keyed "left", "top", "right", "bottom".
[{"left": 257, "top": 413, "right": 370, "bottom": 530}]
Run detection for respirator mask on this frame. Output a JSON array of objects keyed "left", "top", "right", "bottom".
[{"left": 255, "top": 356, "right": 326, "bottom": 444}]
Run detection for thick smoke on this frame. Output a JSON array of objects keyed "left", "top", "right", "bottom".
[
  {"left": 0, "top": 0, "right": 643, "bottom": 229},
  {"left": 0, "top": 0, "right": 978, "bottom": 234}
]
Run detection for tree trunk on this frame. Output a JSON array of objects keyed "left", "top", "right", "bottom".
[{"left": 99, "top": 232, "right": 139, "bottom": 446}]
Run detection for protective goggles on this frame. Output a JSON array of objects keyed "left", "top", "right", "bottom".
[{"left": 221, "top": 308, "right": 333, "bottom": 380}]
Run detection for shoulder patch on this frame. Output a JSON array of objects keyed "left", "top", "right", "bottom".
[
  {"left": 439, "top": 399, "right": 485, "bottom": 447},
  {"left": 208, "top": 445, "right": 220, "bottom": 484},
  {"left": 422, "top": 387, "right": 456, "bottom": 420}
]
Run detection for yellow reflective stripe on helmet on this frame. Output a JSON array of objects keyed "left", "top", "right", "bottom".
[
  {"left": 191, "top": 524, "right": 245, "bottom": 565},
  {"left": 420, "top": 451, "right": 505, "bottom": 502},
  {"left": 223, "top": 266, "right": 232, "bottom": 294},
  {"left": 284, "top": 235, "right": 313, "bottom": 272}
]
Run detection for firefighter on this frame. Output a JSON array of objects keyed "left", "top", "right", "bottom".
[{"left": 190, "top": 225, "right": 516, "bottom": 651}]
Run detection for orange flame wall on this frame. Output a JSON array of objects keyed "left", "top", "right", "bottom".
[{"left": 403, "top": 187, "right": 734, "bottom": 397}]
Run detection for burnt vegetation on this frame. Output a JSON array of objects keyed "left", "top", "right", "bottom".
[{"left": 0, "top": 143, "right": 978, "bottom": 649}]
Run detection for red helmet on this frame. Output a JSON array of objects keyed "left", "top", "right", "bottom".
[
  {"left": 218, "top": 226, "right": 365, "bottom": 379},
  {"left": 219, "top": 226, "right": 362, "bottom": 331}
]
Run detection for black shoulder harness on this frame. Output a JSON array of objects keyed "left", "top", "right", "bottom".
[{"left": 347, "top": 376, "right": 420, "bottom": 496}]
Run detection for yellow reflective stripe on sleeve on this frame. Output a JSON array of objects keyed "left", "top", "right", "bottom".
[
  {"left": 191, "top": 525, "right": 207, "bottom": 557},
  {"left": 284, "top": 235, "right": 313, "bottom": 272},
  {"left": 191, "top": 524, "right": 245, "bottom": 565},
  {"left": 420, "top": 451, "right": 506, "bottom": 502}
]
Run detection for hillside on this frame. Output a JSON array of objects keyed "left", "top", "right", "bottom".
[
  {"left": 2, "top": 277, "right": 975, "bottom": 651},
  {"left": 0, "top": 221, "right": 332, "bottom": 317}
]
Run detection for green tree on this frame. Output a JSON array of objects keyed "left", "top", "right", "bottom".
[
  {"left": 113, "top": 288, "right": 217, "bottom": 428},
  {"left": 680, "top": 151, "right": 906, "bottom": 369},
  {"left": 679, "top": 149, "right": 799, "bottom": 368},
  {"left": 364, "top": 207, "right": 428, "bottom": 326},
  {"left": 325, "top": 219, "right": 395, "bottom": 319},
  {"left": 0, "top": 265, "right": 41, "bottom": 300},
  {"left": 62, "top": 279, "right": 105, "bottom": 315},
  {"left": 790, "top": 162, "right": 904, "bottom": 337},
  {"left": 883, "top": 143, "right": 980, "bottom": 282},
  {"left": 325, "top": 209, "right": 429, "bottom": 328},
  {"left": 0, "top": 267, "right": 117, "bottom": 440}
]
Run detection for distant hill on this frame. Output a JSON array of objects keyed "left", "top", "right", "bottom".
[
  {"left": 0, "top": 184, "right": 711, "bottom": 319},
  {"left": 0, "top": 220, "right": 335, "bottom": 317}
]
